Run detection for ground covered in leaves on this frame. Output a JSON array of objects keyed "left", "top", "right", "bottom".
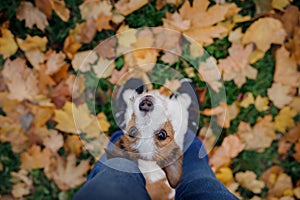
[{"left": 0, "top": 0, "right": 300, "bottom": 199}]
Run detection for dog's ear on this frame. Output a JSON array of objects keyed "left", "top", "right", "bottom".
[{"left": 162, "top": 157, "right": 182, "bottom": 188}]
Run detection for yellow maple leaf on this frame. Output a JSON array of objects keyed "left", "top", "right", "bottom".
[
  {"left": 255, "top": 95, "right": 269, "bottom": 112},
  {"left": 52, "top": 154, "right": 90, "bottom": 191},
  {"left": 20, "top": 145, "right": 52, "bottom": 170},
  {"left": 240, "top": 93, "right": 255, "bottom": 108},
  {"left": 16, "top": 1, "right": 49, "bottom": 31},
  {"left": 0, "top": 26, "right": 18, "bottom": 58},
  {"left": 64, "top": 135, "right": 83, "bottom": 156},
  {"left": 54, "top": 102, "right": 110, "bottom": 137},
  {"left": 117, "top": 25, "right": 137, "bottom": 48},
  {"left": 216, "top": 167, "right": 234, "bottom": 184},
  {"left": 218, "top": 43, "right": 258, "bottom": 88},
  {"left": 235, "top": 171, "right": 265, "bottom": 194},
  {"left": 274, "top": 46, "right": 300, "bottom": 87},
  {"left": 243, "top": 17, "right": 286, "bottom": 52},
  {"left": 17, "top": 35, "right": 47, "bottom": 52},
  {"left": 275, "top": 106, "right": 297, "bottom": 132},
  {"left": 267, "top": 83, "right": 293, "bottom": 109}
]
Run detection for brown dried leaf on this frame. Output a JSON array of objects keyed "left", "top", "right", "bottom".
[
  {"left": 235, "top": 171, "right": 265, "bottom": 194},
  {"left": 49, "top": 0, "right": 70, "bottom": 22},
  {"left": 115, "top": 0, "right": 148, "bottom": 16},
  {"left": 2, "top": 58, "right": 39, "bottom": 101},
  {"left": 20, "top": 145, "right": 52, "bottom": 170},
  {"left": 267, "top": 83, "right": 293, "bottom": 109},
  {"left": 242, "top": 17, "right": 286, "bottom": 52},
  {"left": 52, "top": 154, "right": 90, "bottom": 191},
  {"left": 16, "top": 1, "right": 49, "bottom": 31},
  {"left": 293, "top": 141, "right": 300, "bottom": 163}
]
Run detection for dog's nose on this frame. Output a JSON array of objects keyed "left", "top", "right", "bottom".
[{"left": 139, "top": 95, "right": 154, "bottom": 112}]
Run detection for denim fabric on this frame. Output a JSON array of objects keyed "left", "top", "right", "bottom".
[{"left": 73, "top": 130, "right": 238, "bottom": 200}]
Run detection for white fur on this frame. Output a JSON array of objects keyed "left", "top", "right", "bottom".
[
  {"left": 123, "top": 90, "right": 191, "bottom": 158},
  {"left": 138, "top": 160, "right": 165, "bottom": 182}
]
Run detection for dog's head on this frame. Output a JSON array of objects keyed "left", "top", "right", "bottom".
[{"left": 107, "top": 88, "right": 191, "bottom": 188}]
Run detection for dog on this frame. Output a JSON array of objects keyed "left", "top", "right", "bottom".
[{"left": 106, "top": 79, "right": 198, "bottom": 200}]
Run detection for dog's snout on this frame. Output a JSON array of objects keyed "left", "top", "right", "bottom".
[{"left": 139, "top": 95, "right": 154, "bottom": 112}]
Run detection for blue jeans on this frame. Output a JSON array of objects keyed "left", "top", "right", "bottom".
[{"left": 73, "top": 130, "right": 238, "bottom": 200}]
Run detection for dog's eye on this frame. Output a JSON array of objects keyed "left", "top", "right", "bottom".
[
  {"left": 157, "top": 129, "right": 167, "bottom": 140},
  {"left": 128, "top": 126, "right": 138, "bottom": 138}
]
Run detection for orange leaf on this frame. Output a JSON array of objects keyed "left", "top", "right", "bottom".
[
  {"left": 20, "top": 145, "right": 52, "bottom": 170},
  {"left": 49, "top": 0, "right": 70, "bottom": 22},
  {"left": 274, "top": 106, "right": 297, "bottom": 132},
  {"left": 267, "top": 83, "right": 293, "bottom": 109},
  {"left": 293, "top": 141, "right": 300, "bottom": 163},
  {"left": 115, "top": 0, "right": 148, "bottom": 16}
]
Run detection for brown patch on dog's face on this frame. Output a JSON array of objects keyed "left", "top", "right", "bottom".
[
  {"left": 153, "top": 121, "right": 183, "bottom": 188},
  {"left": 106, "top": 114, "right": 139, "bottom": 161}
]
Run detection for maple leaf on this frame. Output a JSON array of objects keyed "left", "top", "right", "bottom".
[
  {"left": 115, "top": 0, "right": 148, "bottom": 16},
  {"left": 109, "top": 65, "right": 129, "bottom": 84},
  {"left": 17, "top": 35, "right": 47, "bottom": 52},
  {"left": 274, "top": 46, "right": 300, "bottom": 87},
  {"left": 268, "top": 173, "right": 293, "bottom": 197},
  {"left": 284, "top": 124, "right": 300, "bottom": 143},
  {"left": 49, "top": 0, "right": 70, "bottom": 22},
  {"left": 267, "top": 83, "right": 293, "bottom": 109},
  {"left": 92, "top": 57, "right": 116, "bottom": 78},
  {"left": 216, "top": 167, "right": 234, "bottom": 184},
  {"left": 124, "top": 49, "right": 159, "bottom": 72},
  {"left": 72, "top": 50, "right": 98, "bottom": 72},
  {"left": 254, "top": 95, "right": 269, "bottom": 112},
  {"left": 235, "top": 171, "right": 265, "bottom": 194},
  {"left": 11, "top": 170, "right": 33, "bottom": 198},
  {"left": 293, "top": 141, "right": 300, "bottom": 163},
  {"left": 210, "top": 135, "right": 245, "bottom": 170},
  {"left": 0, "top": 26, "right": 18, "bottom": 59},
  {"left": 2, "top": 58, "right": 39, "bottom": 101},
  {"left": 64, "top": 135, "right": 83, "bottom": 156},
  {"left": 159, "top": 79, "right": 181, "bottom": 96},
  {"left": 218, "top": 43, "right": 258, "bottom": 88},
  {"left": 201, "top": 101, "right": 239, "bottom": 128},
  {"left": 63, "top": 24, "right": 84, "bottom": 59},
  {"left": 274, "top": 106, "right": 297, "bottom": 132},
  {"left": 45, "top": 50, "right": 67, "bottom": 75},
  {"left": 52, "top": 154, "right": 90, "bottom": 191},
  {"left": 16, "top": 1, "right": 49, "bottom": 31},
  {"left": 162, "top": 12, "right": 191, "bottom": 31},
  {"left": 54, "top": 102, "right": 110, "bottom": 137},
  {"left": 242, "top": 17, "right": 286, "bottom": 52},
  {"left": 34, "top": 0, "right": 52, "bottom": 18},
  {"left": 171, "top": 0, "right": 239, "bottom": 45},
  {"left": 20, "top": 145, "right": 52, "bottom": 170},
  {"left": 237, "top": 115, "right": 276, "bottom": 152},
  {"left": 239, "top": 93, "right": 255, "bottom": 108},
  {"left": 198, "top": 57, "right": 223, "bottom": 93},
  {"left": 42, "top": 129, "right": 64, "bottom": 153}
]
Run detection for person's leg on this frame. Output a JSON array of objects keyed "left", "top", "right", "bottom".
[
  {"left": 73, "top": 157, "right": 151, "bottom": 200},
  {"left": 175, "top": 130, "right": 238, "bottom": 200},
  {"left": 73, "top": 130, "right": 151, "bottom": 200}
]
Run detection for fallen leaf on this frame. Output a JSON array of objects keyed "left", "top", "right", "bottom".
[
  {"left": 210, "top": 135, "right": 245, "bottom": 170},
  {"left": 277, "top": 138, "right": 292, "bottom": 157},
  {"left": 239, "top": 93, "right": 255, "bottom": 108},
  {"left": 79, "top": 0, "right": 112, "bottom": 20},
  {"left": 274, "top": 46, "right": 300, "bottom": 87},
  {"left": 267, "top": 83, "right": 293, "bottom": 109},
  {"left": 115, "top": 0, "right": 148, "bottom": 16},
  {"left": 274, "top": 106, "right": 297, "bottom": 132},
  {"left": 49, "top": 0, "right": 70, "bottom": 22},
  {"left": 17, "top": 35, "right": 47, "bottom": 52},
  {"left": 163, "top": 12, "right": 191, "bottom": 31},
  {"left": 96, "top": 13, "right": 112, "bottom": 31},
  {"left": 95, "top": 37, "right": 116, "bottom": 59},
  {"left": 35, "top": 0, "right": 52, "bottom": 18},
  {"left": 42, "top": 129, "right": 64, "bottom": 152},
  {"left": 72, "top": 50, "right": 98, "bottom": 72},
  {"left": 202, "top": 101, "right": 239, "bottom": 128},
  {"left": 124, "top": 49, "right": 158, "bottom": 71},
  {"left": 50, "top": 81, "right": 70, "bottom": 108},
  {"left": 109, "top": 65, "right": 129, "bottom": 84},
  {"left": 63, "top": 24, "right": 83, "bottom": 59},
  {"left": 237, "top": 115, "right": 276, "bottom": 152},
  {"left": 52, "top": 154, "right": 90, "bottom": 191},
  {"left": 37, "top": 64, "right": 56, "bottom": 92},
  {"left": 272, "top": 0, "right": 290, "bottom": 11},
  {"left": 16, "top": 1, "right": 49, "bottom": 31},
  {"left": 11, "top": 170, "right": 32, "bottom": 198},
  {"left": 198, "top": 57, "right": 223, "bottom": 93},
  {"left": 176, "top": 0, "right": 239, "bottom": 45},
  {"left": 20, "top": 145, "right": 52, "bottom": 170},
  {"left": 65, "top": 74, "right": 85, "bottom": 99},
  {"left": 0, "top": 26, "right": 18, "bottom": 58},
  {"left": 284, "top": 124, "right": 300, "bottom": 143},
  {"left": 64, "top": 135, "right": 83, "bottom": 156},
  {"left": 235, "top": 171, "right": 265, "bottom": 194},
  {"left": 45, "top": 50, "right": 67, "bottom": 75},
  {"left": 261, "top": 165, "right": 284, "bottom": 188},
  {"left": 253, "top": 0, "right": 272, "bottom": 14},
  {"left": 243, "top": 17, "right": 286, "bottom": 52},
  {"left": 54, "top": 102, "right": 109, "bottom": 137},
  {"left": 216, "top": 167, "right": 234, "bottom": 184},
  {"left": 218, "top": 44, "right": 257, "bottom": 88},
  {"left": 268, "top": 173, "right": 293, "bottom": 197},
  {"left": 228, "top": 27, "right": 243, "bottom": 44},
  {"left": 255, "top": 95, "right": 269, "bottom": 112},
  {"left": 2, "top": 58, "right": 39, "bottom": 101},
  {"left": 92, "top": 57, "right": 116, "bottom": 78}
]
